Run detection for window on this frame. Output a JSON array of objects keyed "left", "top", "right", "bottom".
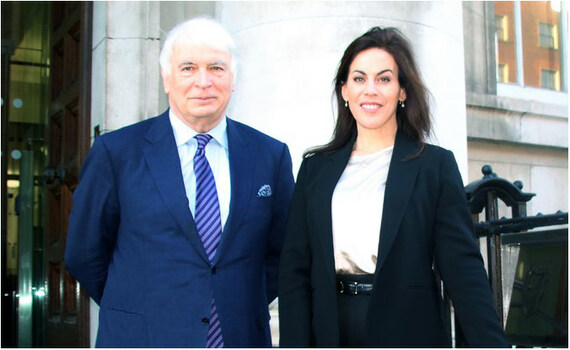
[
  {"left": 541, "top": 69, "right": 560, "bottom": 90},
  {"left": 498, "top": 64, "right": 509, "bottom": 83},
  {"left": 494, "top": 1, "right": 566, "bottom": 95},
  {"left": 496, "top": 15, "right": 508, "bottom": 41},
  {"left": 539, "top": 22, "right": 558, "bottom": 49}
]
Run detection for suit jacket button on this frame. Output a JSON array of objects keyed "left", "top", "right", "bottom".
[
  {"left": 211, "top": 266, "right": 216, "bottom": 274},
  {"left": 202, "top": 317, "right": 210, "bottom": 325}
]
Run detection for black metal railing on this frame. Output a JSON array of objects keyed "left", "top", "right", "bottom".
[{"left": 448, "top": 165, "right": 568, "bottom": 347}]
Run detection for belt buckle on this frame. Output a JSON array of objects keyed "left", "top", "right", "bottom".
[{"left": 352, "top": 281, "right": 358, "bottom": 295}]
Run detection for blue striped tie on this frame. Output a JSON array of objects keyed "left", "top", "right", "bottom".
[{"left": 193, "top": 134, "right": 224, "bottom": 348}]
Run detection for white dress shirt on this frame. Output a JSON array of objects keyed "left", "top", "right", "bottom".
[
  {"left": 331, "top": 146, "right": 393, "bottom": 274},
  {"left": 169, "top": 110, "right": 231, "bottom": 229}
]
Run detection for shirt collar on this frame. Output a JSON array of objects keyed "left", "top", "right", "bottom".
[{"left": 169, "top": 109, "right": 228, "bottom": 150}]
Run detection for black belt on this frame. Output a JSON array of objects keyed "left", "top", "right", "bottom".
[{"left": 336, "top": 275, "right": 374, "bottom": 295}]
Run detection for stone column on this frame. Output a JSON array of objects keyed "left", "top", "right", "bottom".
[
  {"left": 91, "top": 1, "right": 162, "bottom": 137},
  {"left": 220, "top": 1, "right": 469, "bottom": 179}
]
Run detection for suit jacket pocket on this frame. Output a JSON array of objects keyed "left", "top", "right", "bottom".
[
  {"left": 249, "top": 195, "right": 274, "bottom": 207},
  {"left": 98, "top": 307, "right": 148, "bottom": 347}
]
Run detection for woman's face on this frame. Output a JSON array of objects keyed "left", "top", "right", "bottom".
[{"left": 341, "top": 48, "right": 406, "bottom": 137}]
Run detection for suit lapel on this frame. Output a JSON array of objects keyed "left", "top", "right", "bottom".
[
  {"left": 142, "top": 111, "right": 210, "bottom": 264},
  {"left": 213, "top": 118, "right": 256, "bottom": 262},
  {"left": 314, "top": 134, "right": 356, "bottom": 281},
  {"left": 375, "top": 130, "right": 421, "bottom": 274}
]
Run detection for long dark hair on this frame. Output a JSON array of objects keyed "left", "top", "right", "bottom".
[{"left": 305, "top": 27, "right": 431, "bottom": 158}]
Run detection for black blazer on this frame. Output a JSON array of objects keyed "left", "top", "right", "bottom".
[{"left": 279, "top": 130, "right": 507, "bottom": 347}]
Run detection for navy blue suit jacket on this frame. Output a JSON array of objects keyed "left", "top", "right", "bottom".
[
  {"left": 65, "top": 110, "right": 294, "bottom": 347},
  {"left": 279, "top": 130, "right": 507, "bottom": 347}
]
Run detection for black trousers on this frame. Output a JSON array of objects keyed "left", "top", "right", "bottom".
[{"left": 337, "top": 274, "right": 373, "bottom": 347}]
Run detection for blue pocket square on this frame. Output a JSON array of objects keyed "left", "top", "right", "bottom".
[{"left": 257, "top": 184, "right": 272, "bottom": 197}]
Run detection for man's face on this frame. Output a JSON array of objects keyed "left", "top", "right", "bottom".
[{"left": 162, "top": 40, "right": 234, "bottom": 129}]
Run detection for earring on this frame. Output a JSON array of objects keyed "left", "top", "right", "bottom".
[
  {"left": 344, "top": 100, "right": 348, "bottom": 107},
  {"left": 399, "top": 100, "right": 405, "bottom": 108}
]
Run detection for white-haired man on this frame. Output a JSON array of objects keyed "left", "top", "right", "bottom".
[{"left": 65, "top": 17, "right": 294, "bottom": 347}]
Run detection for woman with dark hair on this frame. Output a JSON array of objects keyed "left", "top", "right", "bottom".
[{"left": 278, "top": 27, "right": 507, "bottom": 347}]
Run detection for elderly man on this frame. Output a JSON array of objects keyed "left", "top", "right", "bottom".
[{"left": 65, "top": 17, "right": 294, "bottom": 347}]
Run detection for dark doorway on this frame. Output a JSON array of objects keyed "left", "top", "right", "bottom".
[{"left": 1, "top": 2, "right": 92, "bottom": 347}]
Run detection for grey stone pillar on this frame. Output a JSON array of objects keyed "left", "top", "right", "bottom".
[
  {"left": 91, "top": 1, "right": 161, "bottom": 136},
  {"left": 220, "top": 1, "right": 469, "bottom": 179}
]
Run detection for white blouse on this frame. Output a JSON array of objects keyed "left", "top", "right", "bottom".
[{"left": 331, "top": 146, "right": 393, "bottom": 274}]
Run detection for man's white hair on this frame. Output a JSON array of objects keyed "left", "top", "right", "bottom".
[{"left": 159, "top": 16, "right": 237, "bottom": 77}]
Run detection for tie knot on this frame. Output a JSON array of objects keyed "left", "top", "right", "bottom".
[{"left": 195, "top": 134, "right": 213, "bottom": 150}]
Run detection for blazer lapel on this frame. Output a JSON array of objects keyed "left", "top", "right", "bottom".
[
  {"left": 314, "top": 134, "right": 356, "bottom": 281},
  {"left": 375, "top": 130, "right": 422, "bottom": 274},
  {"left": 213, "top": 118, "right": 256, "bottom": 262},
  {"left": 142, "top": 111, "right": 210, "bottom": 264}
]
